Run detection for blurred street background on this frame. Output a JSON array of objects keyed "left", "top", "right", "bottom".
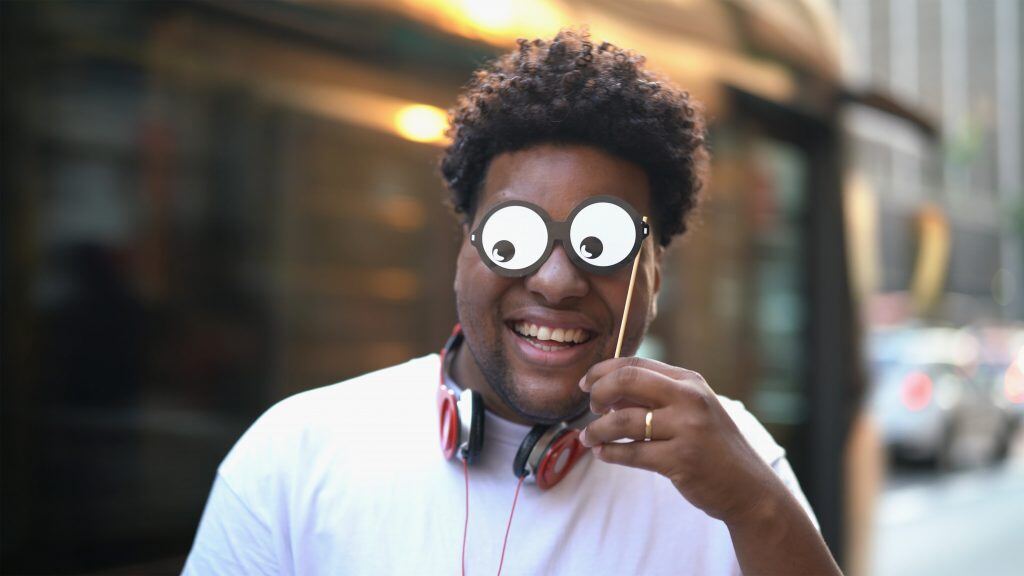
[{"left": 2, "top": 1, "right": 1021, "bottom": 574}]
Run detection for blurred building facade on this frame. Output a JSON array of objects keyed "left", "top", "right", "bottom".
[
  {"left": 836, "top": 0, "right": 1023, "bottom": 325},
  {"left": 2, "top": 0, "right": 896, "bottom": 572},
  {"left": 833, "top": 4, "right": 1024, "bottom": 575}
]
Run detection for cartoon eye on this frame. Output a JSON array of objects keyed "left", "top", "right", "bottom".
[
  {"left": 579, "top": 236, "right": 603, "bottom": 259},
  {"left": 479, "top": 205, "right": 549, "bottom": 271},
  {"left": 491, "top": 240, "right": 515, "bottom": 262},
  {"left": 569, "top": 201, "right": 637, "bottom": 269}
]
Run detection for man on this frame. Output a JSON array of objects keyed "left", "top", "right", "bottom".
[{"left": 184, "top": 29, "right": 842, "bottom": 575}]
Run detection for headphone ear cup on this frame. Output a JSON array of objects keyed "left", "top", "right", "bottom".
[
  {"left": 512, "top": 425, "right": 549, "bottom": 480},
  {"left": 463, "top": 390, "right": 486, "bottom": 464},
  {"left": 437, "top": 385, "right": 459, "bottom": 461},
  {"left": 535, "top": 429, "right": 586, "bottom": 489}
]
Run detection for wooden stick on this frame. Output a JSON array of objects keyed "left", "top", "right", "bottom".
[{"left": 614, "top": 216, "right": 648, "bottom": 358}]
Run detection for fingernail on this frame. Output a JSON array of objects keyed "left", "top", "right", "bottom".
[
  {"left": 579, "top": 428, "right": 588, "bottom": 446},
  {"left": 592, "top": 445, "right": 603, "bottom": 457},
  {"left": 578, "top": 375, "right": 587, "bottom": 390}
]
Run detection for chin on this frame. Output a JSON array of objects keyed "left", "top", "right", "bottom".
[{"left": 501, "top": 377, "right": 589, "bottom": 425}]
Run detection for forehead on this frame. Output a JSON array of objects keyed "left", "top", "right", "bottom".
[{"left": 478, "top": 144, "right": 651, "bottom": 221}]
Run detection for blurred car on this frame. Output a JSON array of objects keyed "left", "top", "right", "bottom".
[
  {"left": 869, "top": 360, "right": 1014, "bottom": 469},
  {"left": 974, "top": 360, "right": 1024, "bottom": 459}
]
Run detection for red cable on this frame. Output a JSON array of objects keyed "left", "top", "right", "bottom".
[
  {"left": 496, "top": 475, "right": 525, "bottom": 576},
  {"left": 460, "top": 461, "right": 525, "bottom": 576},
  {"left": 462, "top": 458, "right": 470, "bottom": 576}
]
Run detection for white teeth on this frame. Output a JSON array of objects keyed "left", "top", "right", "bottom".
[
  {"left": 512, "top": 322, "right": 592, "bottom": 345},
  {"left": 527, "top": 339, "right": 563, "bottom": 352}
]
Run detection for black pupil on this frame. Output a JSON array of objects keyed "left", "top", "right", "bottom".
[
  {"left": 492, "top": 240, "right": 515, "bottom": 262},
  {"left": 580, "top": 236, "right": 603, "bottom": 259}
]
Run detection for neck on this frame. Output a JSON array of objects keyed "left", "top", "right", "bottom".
[{"left": 450, "top": 337, "right": 534, "bottom": 426}]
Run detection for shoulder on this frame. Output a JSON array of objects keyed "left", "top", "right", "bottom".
[
  {"left": 715, "top": 394, "right": 821, "bottom": 529},
  {"left": 217, "top": 354, "right": 440, "bottom": 484},
  {"left": 276, "top": 353, "right": 437, "bottom": 413},
  {"left": 715, "top": 394, "right": 786, "bottom": 466}
]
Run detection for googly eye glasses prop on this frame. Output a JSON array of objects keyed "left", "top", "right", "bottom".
[
  {"left": 470, "top": 195, "right": 649, "bottom": 277},
  {"left": 470, "top": 195, "right": 650, "bottom": 358}
]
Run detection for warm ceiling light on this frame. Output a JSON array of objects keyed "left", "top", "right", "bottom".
[
  {"left": 410, "top": 0, "right": 563, "bottom": 42},
  {"left": 394, "top": 104, "right": 449, "bottom": 144},
  {"left": 459, "top": 0, "right": 515, "bottom": 34}
]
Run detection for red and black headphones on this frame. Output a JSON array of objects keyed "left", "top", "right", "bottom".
[{"left": 437, "top": 324, "right": 591, "bottom": 489}]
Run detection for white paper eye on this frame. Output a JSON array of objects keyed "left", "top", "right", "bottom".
[
  {"left": 479, "top": 205, "right": 549, "bottom": 271},
  {"left": 569, "top": 202, "right": 637, "bottom": 268}
]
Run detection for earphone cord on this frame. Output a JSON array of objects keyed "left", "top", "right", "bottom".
[
  {"left": 462, "top": 458, "right": 469, "bottom": 576},
  {"left": 461, "top": 458, "right": 526, "bottom": 576},
  {"left": 497, "top": 474, "right": 525, "bottom": 576}
]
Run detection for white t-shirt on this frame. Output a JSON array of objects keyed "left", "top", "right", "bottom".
[{"left": 183, "top": 354, "right": 818, "bottom": 575}]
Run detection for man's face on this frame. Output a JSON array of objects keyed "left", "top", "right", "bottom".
[{"left": 453, "top": 143, "right": 662, "bottom": 425}]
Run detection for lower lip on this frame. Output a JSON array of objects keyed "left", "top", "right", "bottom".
[{"left": 506, "top": 324, "right": 596, "bottom": 367}]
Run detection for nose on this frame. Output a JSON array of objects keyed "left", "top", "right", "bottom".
[{"left": 524, "top": 243, "right": 589, "bottom": 305}]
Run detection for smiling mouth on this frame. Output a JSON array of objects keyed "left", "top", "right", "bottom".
[{"left": 507, "top": 321, "right": 594, "bottom": 352}]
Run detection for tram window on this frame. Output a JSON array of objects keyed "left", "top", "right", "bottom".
[{"left": 657, "top": 125, "right": 811, "bottom": 453}]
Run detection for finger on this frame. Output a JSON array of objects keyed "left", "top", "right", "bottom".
[
  {"left": 580, "top": 356, "right": 701, "bottom": 392},
  {"left": 592, "top": 438, "right": 672, "bottom": 473},
  {"left": 580, "top": 407, "right": 670, "bottom": 446},
  {"left": 587, "top": 366, "right": 696, "bottom": 414}
]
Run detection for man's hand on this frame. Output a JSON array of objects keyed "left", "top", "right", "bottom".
[
  {"left": 578, "top": 356, "right": 843, "bottom": 576},
  {"left": 577, "top": 356, "right": 777, "bottom": 522}
]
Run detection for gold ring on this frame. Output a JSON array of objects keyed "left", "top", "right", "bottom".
[{"left": 644, "top": 410, "right": 653, "bottom": 442}]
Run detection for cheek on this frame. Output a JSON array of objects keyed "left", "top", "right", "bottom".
[
  {"left": 454, "top": 244, "right": 512, "bottom": 314},
  {"left": 455, "top": 243, "right": 485, "bottom": 288},
  {"left": 590, "top": 279, "right": 628, "bottom": 331}
]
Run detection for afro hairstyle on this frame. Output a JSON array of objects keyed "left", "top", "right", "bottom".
[{"left": 440, "top": 27, "right": 708, "bottom": 247}]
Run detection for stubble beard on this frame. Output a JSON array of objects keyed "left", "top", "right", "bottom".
[
  {"left": 462, "top": 329, "right": 592, "bottom": 425},
  {"left": 455, "top": 294, "right": 653, "bottom": 426},
  {"left": 456, "top": 305, "right": 593, "bottom": 425}
]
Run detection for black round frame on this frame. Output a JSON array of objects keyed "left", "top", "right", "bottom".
[{"left": 469, "top": 195, "right": 650, "bottom": 277}]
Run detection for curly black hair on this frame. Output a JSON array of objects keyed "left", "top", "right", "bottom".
[{"left": 440, "top": 28, "right": 708, "bottom": 247}]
